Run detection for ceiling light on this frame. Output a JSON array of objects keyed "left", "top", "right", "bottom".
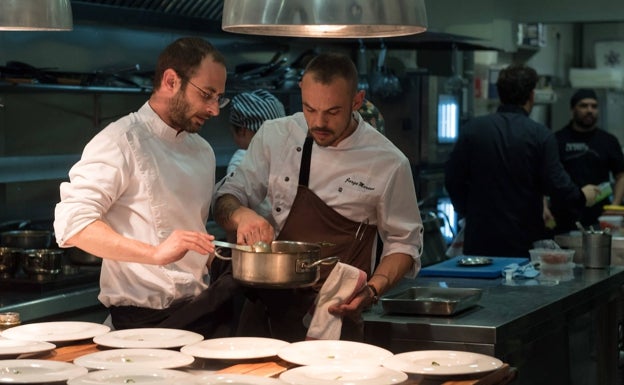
[
  {"left": 0, "top": 0, "right": 73, "bottom": 31},
  {"left": 222, "top": 0, "right": 427, "bottom": 38}
]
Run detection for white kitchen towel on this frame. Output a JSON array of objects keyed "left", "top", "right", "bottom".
[{"left": 304, "top": 262, "right": 367, "bottom": 340}]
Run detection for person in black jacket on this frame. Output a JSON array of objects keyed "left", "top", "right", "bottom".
[
  {"left": 545, "top": 88, "right": 624, "bottom": 233},
  {"left": 445, "top": 64, "right": 599, "bottom": 257}
]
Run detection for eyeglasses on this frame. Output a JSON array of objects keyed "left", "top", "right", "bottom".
[{"left": 186, "top": 79, "right": 230, "bottom": 108}]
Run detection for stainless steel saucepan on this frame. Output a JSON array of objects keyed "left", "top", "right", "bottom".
[{"left": 215, "top": 240, "right": 338, "bottom": 288}]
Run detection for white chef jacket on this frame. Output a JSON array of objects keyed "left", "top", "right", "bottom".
[
  {"left": 226, "top": 148, "right": 272, "bottom": 220},
  {"left": 215, "top": 112, "right": 423, "bottom": 276},
  {"left": 226, "top": 148, "right": 247, "bottom": 175},
  {"left": 54, "top": 102, "right": 216, "bottom": 309}
]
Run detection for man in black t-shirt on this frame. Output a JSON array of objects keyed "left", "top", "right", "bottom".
[{"left": 546, "top": 88, "right": 624, "bottom": 233}]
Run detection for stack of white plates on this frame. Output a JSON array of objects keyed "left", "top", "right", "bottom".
[{"left": 277, "top": 340, "right": 406, "bottom": 385}]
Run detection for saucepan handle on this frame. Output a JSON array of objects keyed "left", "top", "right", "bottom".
[
  {"left": 301, "top": 256, "right": 339, "bottom": 269},
  {"left": 213, "top": 247, "right": 232, "bottom": 261}
]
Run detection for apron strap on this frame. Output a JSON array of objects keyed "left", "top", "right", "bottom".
[{"left": 298, "top": 136, "right": 313, "bottom": 187}]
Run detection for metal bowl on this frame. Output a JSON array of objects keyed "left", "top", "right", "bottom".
[
  {"left": 1, "top": 230, "right": 52, "bottom": 249},
  {"left": 21, "top": 248, "right": 64, "bottom": 277},
  {"left": 0, "top": 247, "right": 22, "bottom": 278},
  {"left": 66, "top": 247, "right": 101, "bottom": 266}
]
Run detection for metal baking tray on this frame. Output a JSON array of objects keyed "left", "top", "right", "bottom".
[{"left": 380, "top": 286, "right": 483, "bottom": 316}]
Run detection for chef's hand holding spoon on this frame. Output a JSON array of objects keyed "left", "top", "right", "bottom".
[
  {"left": 67, "top": 221, "right": 217, "bottom": 266},
  {"left": 230, "top": 206, "right": 275, "bottom": 247},
  {"left": 154, "top": 229, "right": 216, "bottom": 264}
]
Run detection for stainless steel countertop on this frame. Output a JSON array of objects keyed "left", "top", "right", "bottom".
[
  {"left": 364, "top": 265, "right": 624, "bottom": 347},
  {"left": 0, "top": 283, "right": 101, "bottom": 323}
]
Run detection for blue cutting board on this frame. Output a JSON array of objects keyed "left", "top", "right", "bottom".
[{"left": 419, "top": 256, "right": 530, "bottom": 278}]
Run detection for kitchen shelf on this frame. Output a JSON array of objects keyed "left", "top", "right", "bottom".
[
  {"left": 0, "top": 81, "right": 152, "bottom": 94},
  {"left": 0, "top": 155, "right": 80, "bottom": 183}
]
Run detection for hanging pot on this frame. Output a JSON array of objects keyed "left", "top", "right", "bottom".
[
  {"left": 369, "top": 41, "right": 402, "bottom": 99},
  {"left": 216, "top": 240, "right": 338, "bottom": 288}
]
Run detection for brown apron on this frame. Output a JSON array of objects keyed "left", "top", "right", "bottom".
[{"left": 237, "top": 136, "right": 377, "bottom": 342}]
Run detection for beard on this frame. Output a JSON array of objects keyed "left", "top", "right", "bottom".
[
  {"left": 169, "top": 90, "right": 200, "bottom": 133},
  {"left": 309, "top": 114, "right": 355, "bottom": 147},
  {"left": 573, "top": 113, "right": 597, "bottom": 131}
]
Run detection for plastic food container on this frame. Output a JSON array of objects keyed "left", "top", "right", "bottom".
[
  {"left": 529, "top": 248, "right": 575, "bottom": 270},
  {"left": 598, "top": 215, "right": 623, "bottom": 230}
]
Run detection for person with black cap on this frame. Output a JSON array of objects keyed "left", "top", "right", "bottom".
[
  {"left": 545, "top": 88, "right": 624, "bottom": 233},
  {"left": 445, "top": 64, "right": 599, "bottom": 257},
  {"left": 228, "top": 89, "right": 286, "bottom": 173},
  {"left": 226, "top": 89, "right": 286, "bottom": 221}
]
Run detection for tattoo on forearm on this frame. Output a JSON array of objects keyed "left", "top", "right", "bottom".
[{"left": 214, "top": 194, "right": 242, "bottom": 226}]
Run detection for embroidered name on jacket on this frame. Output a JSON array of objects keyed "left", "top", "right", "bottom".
[{"left": 344, "top": 177, "right": 375, "bottom": 191}]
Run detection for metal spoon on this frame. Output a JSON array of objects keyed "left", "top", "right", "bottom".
[
  {"left": 212, "top": 240, "right": 271, "bottom": 253},
  {"left": 252, "top": 241, "right": 271, "bottom": 252}
]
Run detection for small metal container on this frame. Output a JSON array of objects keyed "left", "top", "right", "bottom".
[
  {"left": 583, "top": 231, "right": 611, "bottom": 269},
  {"left": 0, "top": 312, "right": 20, "bottom": 331},
  {"left": 0, "top": 247, "right": 22, "bottom": 278}
]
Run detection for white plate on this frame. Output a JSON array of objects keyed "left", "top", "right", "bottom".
[
  {"left": 0, "top": 359, "right": 87, "bottom": 383},
  {"left": 73, "top": 348, "right": 195, "bottom": 370},
  {"left": 279, "top": 364, "right": 408, "bottom": 385},
  {"left": 277, "top": 340, "right": 393, "bottom": 366},
  {"left": 196, "top": 373, "right": 286, "bottom": 384},
  {"left": 381, "top": 350, "right": 503, "bottom": 377},
  {"left": 67, "top": 368, "right": 196, "bottom": 385},
  {"left": 181, "top": 337, "right": 289, "bottom": 360},
  {"left": 1, "top": 321, "right": 110, "bottom": 343},
  {"left": 94, "top": 328, "right": 204, "bottom": 349},
  {"left": 0, "top": 337, "right": 56, "bottom": 358}
]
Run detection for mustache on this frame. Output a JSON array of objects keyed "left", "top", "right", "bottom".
[{"left": 311, "top": 127, "right": 332, "bottom": 133}]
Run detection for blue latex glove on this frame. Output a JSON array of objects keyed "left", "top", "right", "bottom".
[{"left": 502, "top": 262, "right": 539, "bottom": 279}]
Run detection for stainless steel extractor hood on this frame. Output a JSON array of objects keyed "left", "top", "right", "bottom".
[
  {"left": 222, "top": 0, "right": 428, "bottom": 38},
  {"left": 0, "top": 0, "right": 73, "bottom": 31},
  {"left": 70, "top": 0, "right": 226, "bottom": 33},
  {"left": 68, "top": 0, "right": 492, "bottom": 51},
  {"left": 72, "top": 0, "right": 224, "bottom": 20}
]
